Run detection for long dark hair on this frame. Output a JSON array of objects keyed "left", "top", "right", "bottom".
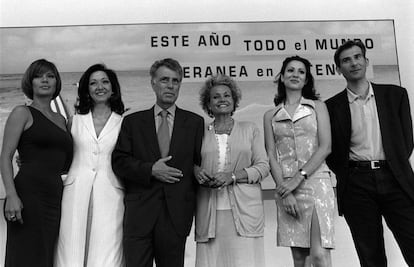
[
  {"left": 273, "top": 56, "right": 318, "bottom": 106},
  {"left": 75, "top": 64, "right": 124, "bottom": 115}
]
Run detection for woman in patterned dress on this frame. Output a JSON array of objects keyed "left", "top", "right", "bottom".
[{"left": 264, "top": 56, "right": 335, "bottom": 267}]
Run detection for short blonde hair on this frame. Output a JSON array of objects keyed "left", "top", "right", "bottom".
[{"left": 199, "top": 74, "right": 241, "bottom": 118}]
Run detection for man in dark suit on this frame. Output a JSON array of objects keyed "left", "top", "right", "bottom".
[
  {"left": 112, "top": 58, "right": 204, "bottom": 267},
  {"left": 326, "top": 40, "right": 414, "bottom": 267}
]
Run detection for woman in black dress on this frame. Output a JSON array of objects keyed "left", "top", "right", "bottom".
[{"left": 0, "top": 59, "right": 73, "bottom": 267}]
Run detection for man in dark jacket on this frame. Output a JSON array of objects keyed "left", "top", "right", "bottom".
[
  {"left": 326, "top": 40, "right": 414, "bottom": 267},
  {"left": 112, "top": 58, "right": 204, "bottom": 267}
]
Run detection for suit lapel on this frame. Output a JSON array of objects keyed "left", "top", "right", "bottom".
[
  {"left": 83, "top": 113, "right": 98, "bottom": 141},
  {"left": 335, "top": 89, "right": 352, "bottom": 142},
  {"left": 372, "top": 84, "right": 388, "bottom": 141},
  {"left": 97, "top": 112, "right": 120, "bottom": 141},
  {"left": 143, "top": 107, "right": 161, "bottom": 157},
  {"left": 169, "top": 107, "right": 186, "bottom": 158}
]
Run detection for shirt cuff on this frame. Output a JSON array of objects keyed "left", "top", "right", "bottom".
[{"left": 244, "top": 167, "right": 261, "bottom": 184}]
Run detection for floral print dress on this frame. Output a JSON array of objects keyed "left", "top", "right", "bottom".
[{"left": 271, "top": 98, "right": 335, "bottom": 248}]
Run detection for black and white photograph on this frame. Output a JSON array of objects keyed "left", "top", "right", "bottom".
[{"left": 1, "top": 1, "right": 413, "bottom": 266}]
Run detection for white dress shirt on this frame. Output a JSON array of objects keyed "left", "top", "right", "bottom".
[{"left": 347, "top": 82, "right": 386, "bottom": 161}]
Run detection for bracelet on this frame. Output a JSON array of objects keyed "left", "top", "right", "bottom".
[
  {"left": 299, "top": 169, "right": 308, "bottom": 180},
  {"left": 231, "top": 173, "right": 237, "bottom": 184}
]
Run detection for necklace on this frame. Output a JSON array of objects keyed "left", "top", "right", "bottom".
[{"left": 213, "top": 118, "right": 234, "bottom": 135}]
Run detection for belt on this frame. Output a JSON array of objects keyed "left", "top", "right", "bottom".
[{"left": 349, "top": 160, "right": 387, "bottom": 170}]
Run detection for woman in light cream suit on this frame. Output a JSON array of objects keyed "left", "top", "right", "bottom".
[
  {"left": 194, "top": 75, "right": 269, "bottom": 267},
  {"left": 55, "top": 64, "right": 125, "bottom": 267}
]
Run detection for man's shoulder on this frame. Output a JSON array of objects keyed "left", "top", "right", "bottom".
[
  {"left": 372, "top": 82, "right": 402, "bottom": 88},
  {"left": 372, "top": 82, "right": 405, "bottom": 92},
  {"left": 325, "top": 89, "right": 347, "bottom": 106},
  {"left": 177, "top": 108, "right": 204, "bottom": 122},
  {"left": 372, "top": 83, "right": 408, "bottom": 100},
  {"left": 123, "top": 108, "right": 152, "bottom": 121}
]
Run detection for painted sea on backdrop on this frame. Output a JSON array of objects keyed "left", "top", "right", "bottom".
[{"left": 0, "top": 65, "right": 400, "bottom": 195}]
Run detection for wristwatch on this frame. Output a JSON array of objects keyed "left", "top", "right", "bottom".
[
  {"left": 231, "top": 173, "right": 237, "bottom": 184},
  {"left": 299, "top": 169, "right": 308, "bottom": 180}
]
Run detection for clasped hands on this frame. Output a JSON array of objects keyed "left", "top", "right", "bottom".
[
  {"left": 275, "top": 173, "right": 305, "bottom": 218},
  {"left": 195, "top": 168, "right": 233, "bottom": 189},
  {"left": 276, "top": 173, "right": 304, "bottom": 199}
]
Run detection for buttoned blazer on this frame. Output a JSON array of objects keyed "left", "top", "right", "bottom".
[
  {"left": 326, "top": 83, "right": 414, "bottom": 214},
  {"left": 64, "top": 112, "right": 124, "bottom": 189},
  {"left": 111, "top": 106, "right": 204, "bottom": 237}
]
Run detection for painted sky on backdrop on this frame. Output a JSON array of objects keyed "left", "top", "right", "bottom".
[{"left": 0, "top": 20, "right": 397, "bottom": 74}]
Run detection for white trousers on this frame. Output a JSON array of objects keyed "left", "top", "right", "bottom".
[
  {"left": 55, "top": 175, "right": 125, "bottom": 267},
  {"left": 0, "top": 199, "right": 6, "bottom": 265}
]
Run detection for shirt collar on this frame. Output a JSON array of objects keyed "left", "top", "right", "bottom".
[
  {"left": 154, "top": 104, "right": 176, "bottom": 117},
  {"left": 347, "top": 82, "right": 374, "bottom": 103}
]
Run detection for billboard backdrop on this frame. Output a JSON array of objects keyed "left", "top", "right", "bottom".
[{"left": 0, "top": 20, "right": 399, "bottom": 195}]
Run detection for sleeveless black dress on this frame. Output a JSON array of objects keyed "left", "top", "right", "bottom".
[{"left": 5, "top": 106, "right": 73, "bottom": 267}]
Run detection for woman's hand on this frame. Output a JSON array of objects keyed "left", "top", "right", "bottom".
[
  {"left": 4, "top": 193, "right": 24, "bottom": 224},
  {"left": 276, "top": 174, "right": 304, "bottom": 198},
  {"left": 276, "top": 192, "right": 300, "bottom": 218},
  {"left": 195, "top": 167, "right": 215, "bottom": 186},
  {"left": 212, "top": 172, "right": 233, "bottom": 188}
]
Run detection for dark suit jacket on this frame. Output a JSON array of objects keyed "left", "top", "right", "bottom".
[
  {"left": 326, "top": 83, "right": 414, "bottom": 215},
  {"left": 111, "top": 106, "right": 204, "bottom": 237}
]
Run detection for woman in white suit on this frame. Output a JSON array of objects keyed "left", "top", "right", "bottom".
[{"left": 55, "top": 64, "right": 125, "bottom": 267}]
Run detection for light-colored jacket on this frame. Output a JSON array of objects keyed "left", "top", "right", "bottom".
[
  {"left": 195, "top": 120, "right": 269, "bottom": 242},
  {"left": 63, "top": 112, "right": 124, "bottom": 189},
  {"left": 55, "top": 112, "right": 125, "bottom": 266}
]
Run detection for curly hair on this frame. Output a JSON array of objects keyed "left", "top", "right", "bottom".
[
  {"left": 273, "top": 55, "right": 318, "bottom": 106},
  {"left": 21, "top": 59, "right": 62, "bottom": 100},
  {"left": 75, "top": 63, "right": 125, "bottom": 115},
  {"left": 199, "top": 74, "right": 241, "bottom": 118}
]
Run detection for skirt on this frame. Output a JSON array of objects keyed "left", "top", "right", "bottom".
[
  {"left": 276, "top": 175, "right": 335, "bottom": 248},
  {"left": 196, "top": 210, "right": 264, "bottom": 267}
]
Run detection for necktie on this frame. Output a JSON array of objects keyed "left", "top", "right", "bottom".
[{"left": 157, "top": 110, "right": 170, "bottom": 157}]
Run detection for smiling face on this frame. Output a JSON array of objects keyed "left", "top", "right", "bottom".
[
  {"left": 32, "top": 70, "right": 57, "bottom": 98},
  {"left": 152, "top": 66, "right": 181, "bottom": 109},
  {"left": 88, "top": 71, "right": 113, "bottom": 105},
  {"left": 281, "top": 60, "right": 307, "bottom": 91},
  {"left": 208, "top": 85, "right": 234, "bottom": 117},
  {"left": 336, "top": 45, "right": 369, "bottom": 82}
]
